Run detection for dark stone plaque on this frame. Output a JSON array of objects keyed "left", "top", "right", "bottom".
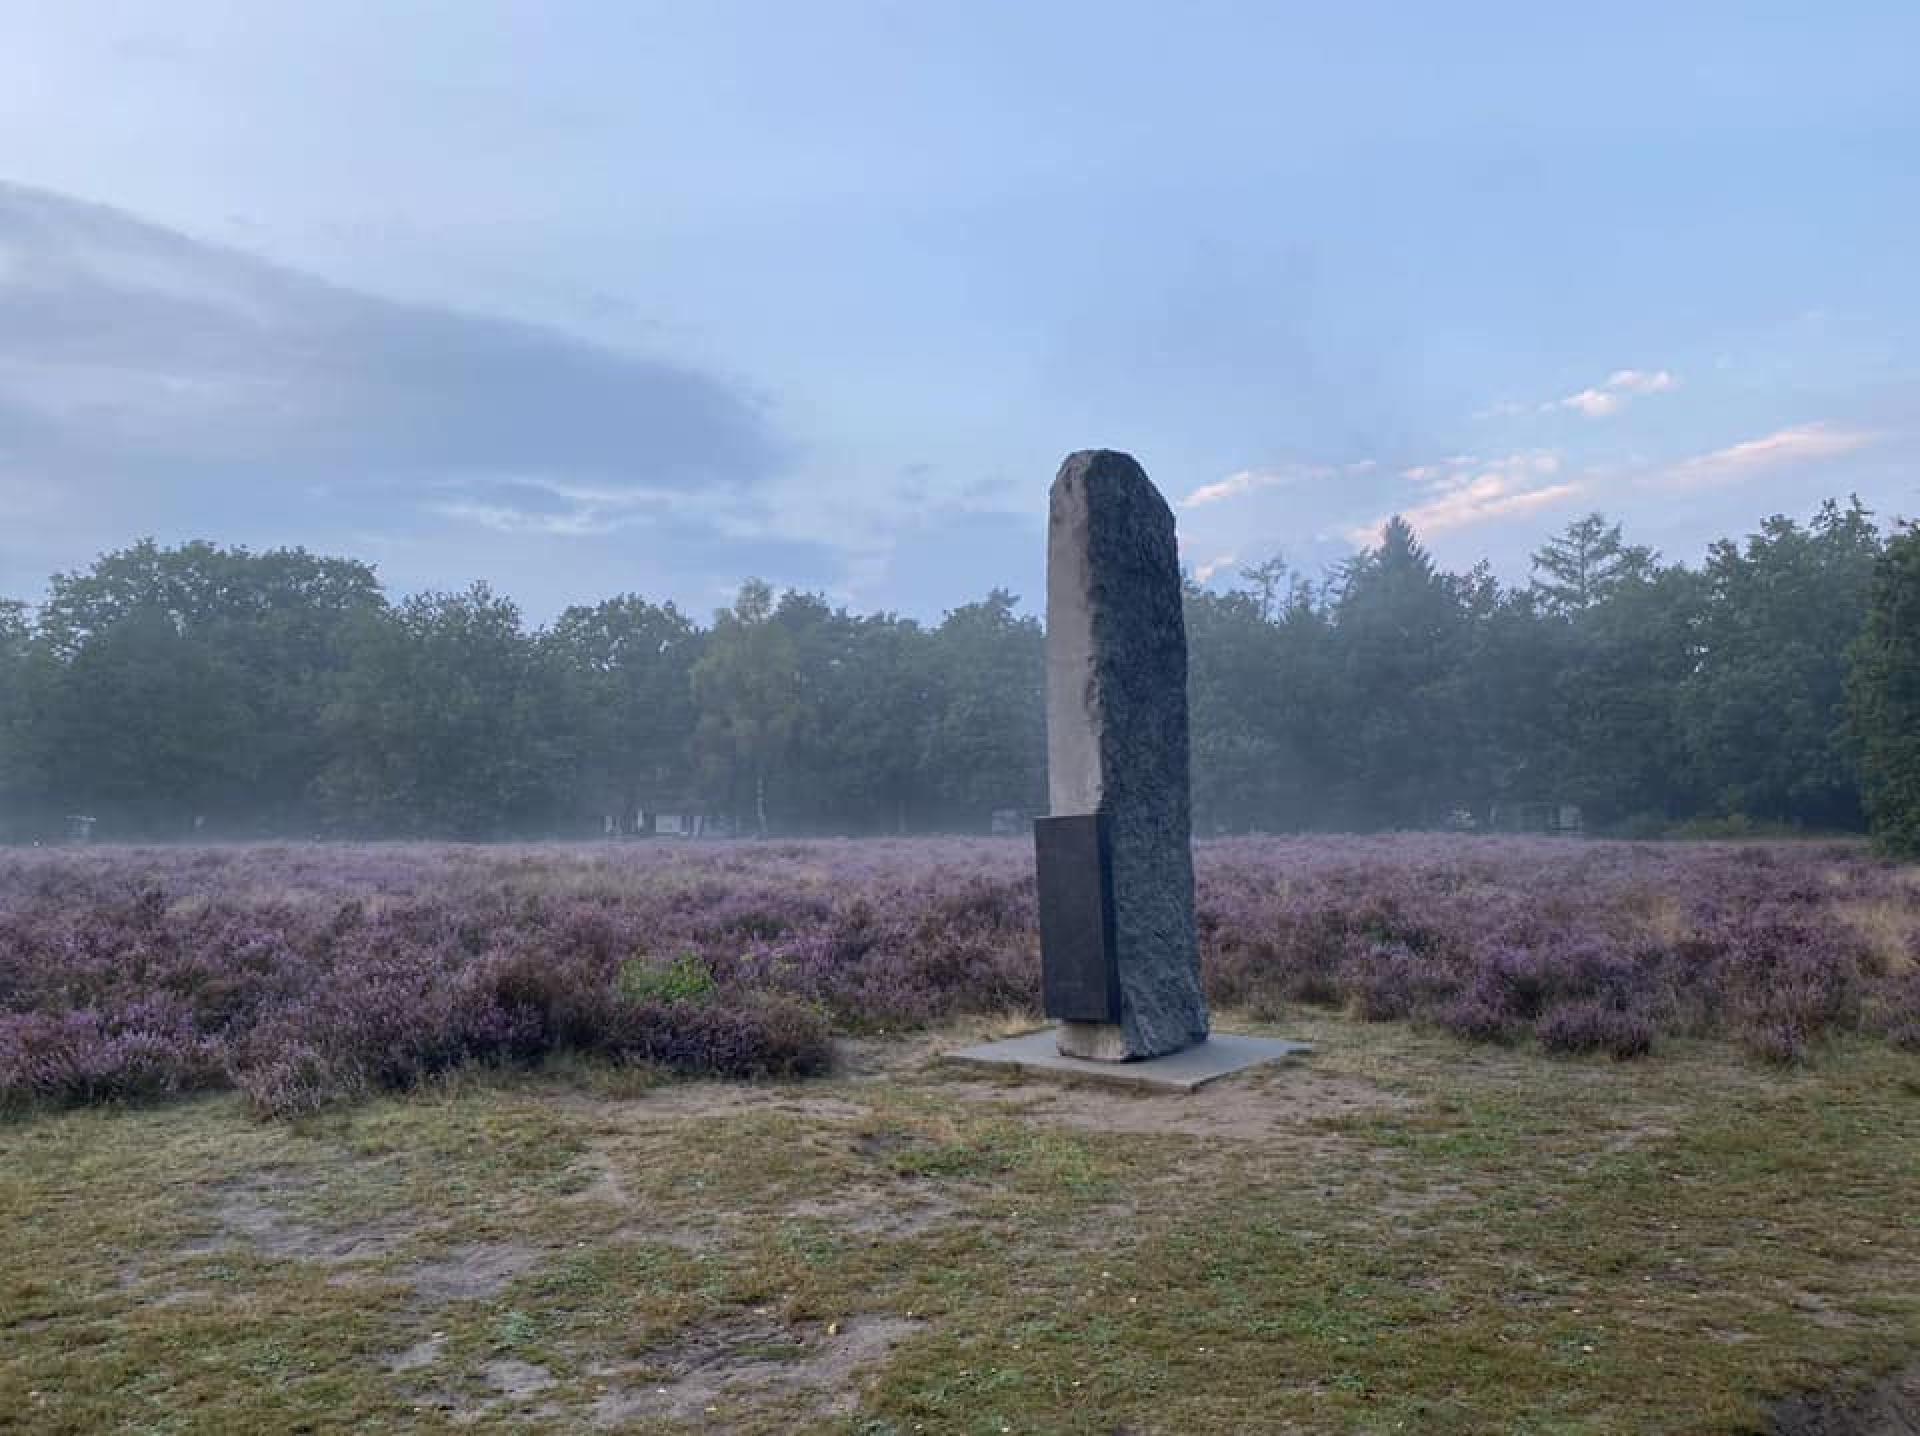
[{"left": 1034, "top": 812, "right": 1120, "bottom": 1024}]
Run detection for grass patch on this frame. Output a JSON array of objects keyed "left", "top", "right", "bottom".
[{"left": 2, "top": 1018, "right": 1917, "bottom": 1432}]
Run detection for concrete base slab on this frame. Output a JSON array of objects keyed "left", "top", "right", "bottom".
[{"left": 941, "top": 1027, "right": 1311, "bottom": 1094}]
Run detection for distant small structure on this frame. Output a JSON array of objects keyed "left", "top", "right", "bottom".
[
  {"left": 646, "top": 807, "right": 731, "bottom": 838},
  {"left": 1488, "top": 801, "right": 1583, "bottom": 836},
  {"left": 989, "top": 808, "right": 1025, "bottom": 837},
  {"left": 65, "top": 815, "right": 96, "bottom": 844}
]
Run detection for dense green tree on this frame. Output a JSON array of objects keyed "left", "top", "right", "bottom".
[
  {"left": 1682, "top": 500, "right": 1881, "bottom": 826},
  {"left": 919, "top": 591, "right": 1045, "bottom": 827},
  {"left": 28, "top": 608, "right": 252, "bottom": 835},
  {"left": 1510, "top": 518, "right": 1711, "bottom": 828},
  {"left": 30, "top": 541, "right": 385, "bottom": 832},
  {"left": 315, "top": 584, "right": 573, "bottom": 837},
  {"left": 1186, "top": 554, "right": 1336, "bottom": 833},
  {"left": 1185, "top": 583, "right": 1284, "bottom": 831},
  {"left": 1848, "top": 523, "right": 1920, "bottom": 857},
  {"left": 1330, "top": 518, "right": 1474, "bottom": 826},
  {"left": 1530, "top": 513, "right": 1655, "bottom": 615},
  {"left": 0, "top": 599, "right": 26, "bottom": 661},
  {"left": 0, "top": 599, "right": 39, "bottom": 834},
  {"left": 691, "top": 580, "right": 811, "bottom": 836},
  {"left": 784, "top": 611, "right": 938, "bottom": 833},
  {"left": 36, "top": 540, "right": 382, "bottom": 658},
  {"left": 1459, "top": 584, "right": 1566, "bottom": 815},
  {"left": 1184, "top": 576, "right": 1344, "bottom": 832},
  {"left": 546, "top": 595, "right": 701, "bottom": 831},
  {"left": 1554, "top": 561, "right": 1706, "bottom": 826}
]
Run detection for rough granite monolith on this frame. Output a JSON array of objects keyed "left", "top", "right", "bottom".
[{"left": 1041, "top": 449, "right": 1209, "bottom": 1060}]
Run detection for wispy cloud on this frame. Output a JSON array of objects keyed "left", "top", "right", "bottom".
[
  {"left": 428, "top": 499, "right": 638, "bottom": 538},
  {"left": 1544, "top": 368, "right": 1679, "bottom": 418},
  {"left": 1398, "top": 475, "right": 1585, "bottom": 536},
  {"left": 1646, "top": 421, "right": 1880, "bottom": 490},
  {"left": 1182, "top": 468, "right": 1297, "bottom": 508},
  {"left": 1347, "top": 450, "right": 1582, "bottom": 544},
  {"left": 426, "top": 471, "right": 801, "bottom": 546},
  {"left": 1401, "top": 455, "right": 1479, "bottom": 483},
  {"left": 1606, "top": 369, "right": 1680, "bottom": 396},
  {"left": 1194, "top": 552, "right": 1238, "bottom": 583},
  {"left": 1180, "top": 459, "right": 1371, "bottom": 508},
  {"left": 1479, "top": 367, "right": 1681, "bottom": 422}
]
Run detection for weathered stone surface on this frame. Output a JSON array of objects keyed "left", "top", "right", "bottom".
[{"left": 1041, "top": 449, "right": 1209, "bottom": 1060}]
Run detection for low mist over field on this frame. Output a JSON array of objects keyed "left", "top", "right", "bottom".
[{"left": 0, "top": 500, "right": 1913, "bottom": 845}]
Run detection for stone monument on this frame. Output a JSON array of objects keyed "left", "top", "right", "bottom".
[
  {"left": 942, "top": 449, "right": 1307, "bottom": 1091},
  {"left": 1034, "top": 450, "right": 1209, "bottom": 1061}
]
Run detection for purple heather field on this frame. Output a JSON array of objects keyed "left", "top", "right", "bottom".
[{"left": 2, "top": 836, "right": 1917, "bottom": 1117}]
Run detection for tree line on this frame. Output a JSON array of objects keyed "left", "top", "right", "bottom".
[
  {"left": 0, "top": 498, "right": 1916, "bottom": 848},
  {"left": 1190, "top": 500, "right": 1889, "bottom": 838}
]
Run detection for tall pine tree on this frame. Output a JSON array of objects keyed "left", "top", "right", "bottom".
[{"left": 1530, "top": 513, "right": 1654, "bottom": 614}]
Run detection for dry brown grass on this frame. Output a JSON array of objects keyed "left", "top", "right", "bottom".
[{"left": 1836, "top": 898, "right": 1920, "bottom": 974}]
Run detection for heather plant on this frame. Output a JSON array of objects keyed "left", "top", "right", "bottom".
[
  {"left": 1, "top": 836, "right": 1916, "bottom": 1116},
  {"left": 0, "top": 996, "right": 222, "bottom": 1112},
  {"left": 1880, "top": 973, "right": 1920, "bottom": 1052},
  {"left": 612, "top": 994, "right": 831, "bottom": 1082},
  {"left": 1536, "top": 1001, "right": 1656, "bottom": 1059}
]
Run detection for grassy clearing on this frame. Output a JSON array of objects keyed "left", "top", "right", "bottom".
[{"left": 3, "top": 1014, "right": 1918, "bottom": 1434}]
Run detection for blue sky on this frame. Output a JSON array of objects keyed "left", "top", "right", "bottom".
[{"left": 1, "top": 2, "right": 1916, "bottom": 621}]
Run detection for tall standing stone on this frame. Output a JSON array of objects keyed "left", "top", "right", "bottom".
[{"left": 1036, "top": 450, "right": 1209, "bottom": 1061}]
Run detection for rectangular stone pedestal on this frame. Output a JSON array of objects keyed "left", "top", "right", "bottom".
[{"left": 943, "top": 1028, "right": 1311, "bottom": 1094}]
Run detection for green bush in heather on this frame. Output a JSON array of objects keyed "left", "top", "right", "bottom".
[{"left": 617, "top": 954, "right": 718, "bottom": 1005}]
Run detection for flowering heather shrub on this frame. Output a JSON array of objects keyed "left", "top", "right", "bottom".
[
  {"left": 1438, "top": 991, "right": 1515, "bottom": 1045},
  {"left": 1, "top": 835, "right": 1916, "bottom": 1115},
  {"left": 227, "top": 934, "right": 829, "bottom": 1117},
  {"left": 1536, "top": 1001, "right": 1656, "bottom": 1060},
  {"left": 610, "top": 995, "right": 832, "bottom": 1082},
  {"left": 1868, "top": 970, "right": 1920, "bottom": 1052},
  {"left": 0, "top": 996, "right": 221, "bottom": 1107}
]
